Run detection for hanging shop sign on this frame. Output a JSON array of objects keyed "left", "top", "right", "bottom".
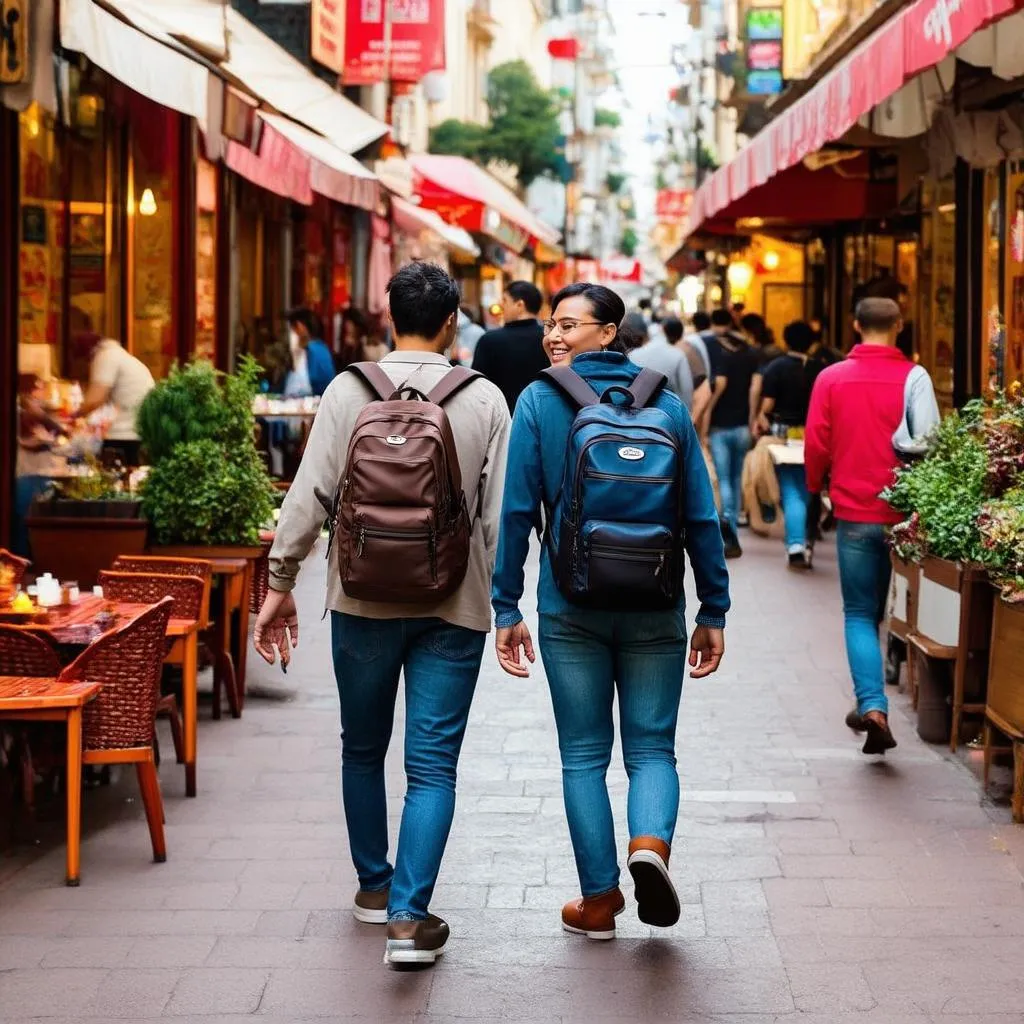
[
  {"left": 0, "top": 0, "right": 29, "bottom": 84},
  {"left": 746, "top": 7, "right": 783, "bottom": 96},
  {"left": 311, "top": 0, "right": 345, "bottom": 75},
  {"left": 655, "top": 189, "right": 694, "bottom": 225},
  {"left": 344, "top": 0, "right": 446, "bottom": 86}
]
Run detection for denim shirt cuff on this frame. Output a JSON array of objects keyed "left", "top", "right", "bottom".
[
  {"left": 495, "top": 609, "right": 524, "bottom": 629},
  {"left": 695, "top": 610, "right": 727, "bottom": 630}
]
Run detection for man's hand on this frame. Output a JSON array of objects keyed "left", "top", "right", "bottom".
[
  {"left": 495, "top": 621, "right": 535, "bottom": 678},
  {"left": 689, "top": 626, "right": 725, "bottom": 679},
  {"left": 253, "top": 590, "right": 299, "bottom": 669}
]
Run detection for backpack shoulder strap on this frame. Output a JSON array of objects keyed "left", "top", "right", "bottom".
[
  {"left": 427, "top": 365, "right": 482, "bottom": 406},
  {"left": 345, "top": 361, "right": 396, "bottom": 402},
  {"left": 540, "top": 366, "right": 600, "bottom": 408},
  {"left": 626, "top": 367, "right": 667, "bottom": 408}
]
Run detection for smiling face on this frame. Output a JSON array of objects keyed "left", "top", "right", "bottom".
[{"left": 542, "top": 295, "right": 618, "bottom": 366}]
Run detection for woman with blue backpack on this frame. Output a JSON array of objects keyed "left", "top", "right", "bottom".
[{"left": 492, "top": 283, "right": 732, "bottom": 941}]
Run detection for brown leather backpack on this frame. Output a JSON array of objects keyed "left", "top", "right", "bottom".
[{"left": 330, "top": 361, "right": 483, "bottom": 604}]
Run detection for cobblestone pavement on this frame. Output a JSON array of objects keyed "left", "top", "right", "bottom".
[{"left": 3, "top": 534, "right": 1024, "bottom": 1023}]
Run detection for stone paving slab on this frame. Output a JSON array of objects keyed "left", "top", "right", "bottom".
[{"left": 2, "top": 534, "right": 1024, "bottom": 1021}]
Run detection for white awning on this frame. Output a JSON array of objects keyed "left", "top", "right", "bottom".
[
  {"left": 392, "top": 198, "right": 481, "bottom": 260},
  {"left": 99, "top": 0, "right": 388, "bottom": 154},
  {"left": 60, "top": 0, "right": 210, "bottom": 124},
  {"left": 261, "top": 113, "right": 380, "bottom": 213}
]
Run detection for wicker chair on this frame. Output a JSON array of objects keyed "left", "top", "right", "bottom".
[
  {"left": 0, "top": 549, "right": 31, "bottom": 589},
  {"left": 0, "top": 627, "right": 62, "bottom": 812},
  {"left": 60, "top": 598, "right": 174, "bottom": 863},
  {"left": 97, "top": 571, "right": 206, "bottom": 766}
]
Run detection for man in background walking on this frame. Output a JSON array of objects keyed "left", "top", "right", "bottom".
[
  {"left": 805, "top": 297, "right": 939, "bottom": 756},
  {"left": 472, "top": 281, "right": 548, "bottom": 413}
]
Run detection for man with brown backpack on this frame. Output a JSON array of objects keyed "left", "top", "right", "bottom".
[{"left": 254, "top": 261, "right": 511, "bottom": 968}]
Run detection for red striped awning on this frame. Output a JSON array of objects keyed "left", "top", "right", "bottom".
[{"left": 687, "top": 0, "right": 1024, "bottom": 238}]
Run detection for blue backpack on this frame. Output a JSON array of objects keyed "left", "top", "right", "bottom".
[{"left": 542, "top": 365, "right": 685, "bottom": 611}]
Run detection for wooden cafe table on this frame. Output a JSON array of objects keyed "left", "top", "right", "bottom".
[
  {"left": 0, "top": 676, "right": 101, "bottom": 885},
  {"left": 16, "top": 596, "right": 203, "bottom": 796}
]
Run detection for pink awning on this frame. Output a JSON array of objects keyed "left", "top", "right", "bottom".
[
  {"left": 226, "top": 120, "right": 313, "bottom": 205},
  {"left": 409, "top": 154, "right": 561, "bottom": 248},
  {"left": 687, "top": 0, "right": 1024, "bottom": 238}
]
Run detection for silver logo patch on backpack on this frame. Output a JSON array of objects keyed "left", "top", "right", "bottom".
[
  {"left": 385, "top": 435, "right": 407, "bottom": 446},
  {"left": 618, "top": 446, "right": 645, "bottom": 461}
]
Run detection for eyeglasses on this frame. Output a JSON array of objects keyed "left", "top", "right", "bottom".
[{"left": 542, "top": 319, "right": 606, "bottom": 335}]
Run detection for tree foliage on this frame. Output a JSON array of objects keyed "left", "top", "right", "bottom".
[
  {"left": 428, "top": 61, "right": 560, "bottom": 188},
  {"left": 620, "top": 227, "right": 639, "bottom": 258}
]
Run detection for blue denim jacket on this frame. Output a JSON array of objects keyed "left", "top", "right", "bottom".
[{"left": 491, "top": 351, "right": 731, "bottom": 629}]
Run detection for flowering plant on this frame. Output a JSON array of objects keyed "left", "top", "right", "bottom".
[{"left": 978, "top": 489, "right": 1024, "bottom": 602}]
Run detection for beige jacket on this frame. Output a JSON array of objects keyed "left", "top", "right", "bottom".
[{"left": 268, "top": 350, "right": 511, "bottom": 633}]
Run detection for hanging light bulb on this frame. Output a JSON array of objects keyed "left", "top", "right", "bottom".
[{"left": 138, "top": 188, "right": 158, "bottom": 216}]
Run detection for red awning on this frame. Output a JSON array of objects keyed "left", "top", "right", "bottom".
[
  {"left": 409, "top": 154, "right": 561, "bottom": 251},
  {"left": 690, "top": 156, "right": 897, "bottom": 236},
  {"left": 226, "top": 120, "right": 313, "bottom": 205},
  {"left": 687, "top": 0, "right": 1024, "bottom": 238}
]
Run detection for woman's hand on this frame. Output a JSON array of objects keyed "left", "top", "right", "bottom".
[
  {"left": 253, "top": 590, "right": 299, "bottom": 669},
  {"left": 689, "top": 626, "right": 725, "bottom": 679},
  {"left": 495, "top": 621, "right": 535, "bottom": 678}
]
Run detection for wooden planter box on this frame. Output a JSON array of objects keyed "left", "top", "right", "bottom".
[
  {"left": 908, "top": 557, "right": 993, "bottom": 751},
  {"left": 982, "top": 597, "right": 1024, "bottom": 822},
  {"left": 887, "top": 554, "right": 919, "bottom": 643},
  {"left": 26, "top": 502, "right": 148, "bottom": 588}
]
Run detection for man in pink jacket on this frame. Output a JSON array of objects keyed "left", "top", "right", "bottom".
[{"left": 805, "top": 298, "right": 939, "bottom": 754}]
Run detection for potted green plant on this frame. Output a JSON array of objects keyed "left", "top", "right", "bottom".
[
  {"left": 25, "top": 461, "right": 148, "bottom": 587},
  {"left": 139, "top": 357, "right": 276, "bottom": 552}
]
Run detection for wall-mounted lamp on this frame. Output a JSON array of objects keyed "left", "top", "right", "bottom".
[
  {"left": 138, "top": 188, "right": 158, "bottom": 217},
  {"left": 762, "top": 250, "right": 780, "bottom": 271}
]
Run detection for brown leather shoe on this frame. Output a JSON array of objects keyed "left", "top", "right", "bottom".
[
  {"left": 561, "top": 887, "right": 626, "bottom": 941},
  {"left": 627, "top": 836, "right": 680, "bottom": 928},
  {"left": 353, "top": 887, "right": 389, "bottom": 925},
  {"left": 384, "top": 914, "right": 449, "bottom": 966},
  {"left": 862, "top": 712, "right": 897, "bottom": 755}
]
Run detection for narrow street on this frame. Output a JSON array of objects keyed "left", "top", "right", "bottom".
[{"left": 2, "top": 534, "right": 1024, "bottom": 1023}]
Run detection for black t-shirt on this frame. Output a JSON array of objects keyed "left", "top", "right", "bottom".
[
  {"left": 806, "top": 344, "right": 843, "bottom": 389},
  {"left": 706, "top": 332, "right": 760, "bottom": 429},
  {"left": 761, "top": 353, "right": 814, "bottom": 426}
]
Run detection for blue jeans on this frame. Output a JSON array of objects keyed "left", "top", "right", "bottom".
[
  {"left": 836, "top": 521, "right": 891, "bottom": 717},
  {"left": 13, "top": 475, "right": 50, "bottom": 558},
  {"left": 708, "top": 426, "right": 751, "bottom": 534},
  {"left": 777, "top": 464, "right": 809, "bottom": 549},
  {"left": 538, "top": 609, "right": 688, "bottom": 897},
  {"left": 331, "top": 613, "right": 486, "bottom": 920}
]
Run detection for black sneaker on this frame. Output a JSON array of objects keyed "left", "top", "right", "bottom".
[
  {"left": 862, "top": 714, "right": 897, "bottom": 755},
  {"left": 721, "top": 523, "right": 743, "bottom": 559}
]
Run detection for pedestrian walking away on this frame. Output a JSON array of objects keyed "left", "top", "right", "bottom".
[
  {"left": 471, "top": 280, "right": 550, "bottom": 413},
  {"left": 491, "top": 282, "right": 731, "bottom": 943},
  {"left": 629, "top": 314, "right": 701, "bottom": 414},
  {"left": 254, "top": 261, "right": 511, "bottom": 969},
  {"left": 754, "top": 319, "right": 818, "bottom": 571},
  {"left": 704, "top": 309, "right": 760, "bottom": 557},
  {"left": 805, "top": 297, "right": 940, "bottom": 756}
]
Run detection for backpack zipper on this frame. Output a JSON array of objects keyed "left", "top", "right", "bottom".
[
  {"left": 584, "top": 470, "right": 675, "bottom": 484},
  {"left": 572, "top": 435, "right": 679, "bottom": 514},
  {"left": 589, "top": 543, "right": 667, "bottom": 577}
]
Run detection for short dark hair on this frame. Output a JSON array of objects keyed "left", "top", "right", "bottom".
[
  {"left": 618, "top": 312, "right": 648, "bottom": 351},
  {"left": 662, "top": 316, "right": 684, "bottom": 344},
  {"left": 854, "top": 297, "right": 901, "bottom": 334},
  {"left": 783, "top": 320, "right": 815, "bottom": 354},
  {"left": 286, "top": 307, "right": 315, "bottom": 334},
  {"left": 638, "top": 297, "right": 653, "bottom": 312},
  {"left": 710, "top": 309, "right": 734, "bottom": 328},
  {"left": 506, "top": 280, "right": 543, "bottom": 316},
  {"left": 386, "top": 261, "right": 461, "bottom": 339},
  {"left": 855, "top": 274, "right": 906, "bottom": 311},
  {"left": 551, "top": 283, "right": 627, "bottom": 354},
  {"left": 740, "top": 312, "right": 769, "bottom": 344},
  {"left": 692, "top": 311, "right": 711, "bottom": 332}
]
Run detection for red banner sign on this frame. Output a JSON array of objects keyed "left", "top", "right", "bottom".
[
  {"left": 655, "top": 189, "right": 694, "bottom": 225},
  {"left": 344, "top": 0, "right": 446, "bottom": 85}
]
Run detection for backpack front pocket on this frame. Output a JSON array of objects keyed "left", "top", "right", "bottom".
[
  {"left": 344, "top": 505, "right": 437, "bottom": 597},
  {"left": 578, "top": 521, "right": 677, "bottom": 608}
]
